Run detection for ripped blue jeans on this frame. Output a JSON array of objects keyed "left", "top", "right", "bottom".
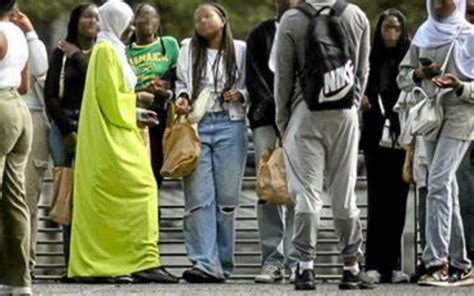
[{"left": 182, "top": 112, "right": 248, "bottom": 279}]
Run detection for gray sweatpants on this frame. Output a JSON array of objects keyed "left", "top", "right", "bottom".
[
  {"left": 422, "top": 137, "right": 472, "bottom": 270},
  {"left": 283, "top": 102, "right": 363, "bottom": 263}
]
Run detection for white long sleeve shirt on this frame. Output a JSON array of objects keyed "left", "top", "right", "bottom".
[
  {"left": 175, "top": 38, "right": 248, "bottom": 121},
  {"left": 23, "top": 30, "right": 49, "bottom": 110}
]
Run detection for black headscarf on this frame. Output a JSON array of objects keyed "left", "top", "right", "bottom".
[
  {"left": 366, "top": 9, "right": 410, "bottom": 99},
  {"left": 0, "top": 0, "right": 15, "bottom": 14},
  {"left": 362, "top": 9, "right": 410, "bottom": 150}
]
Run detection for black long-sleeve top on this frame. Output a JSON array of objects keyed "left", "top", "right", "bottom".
[
  {"left": 246, "top": 19, "right": 277, "bottom": 129},
  {"left": 44, "top": 48, "right": 89, "bottom": 136}
]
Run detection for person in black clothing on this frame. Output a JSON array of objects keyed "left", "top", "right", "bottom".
[
  {"left": 44, "top": 3, "right": 98, "bottom": 273},
  {"left": 360, "top": 9, "right": 411, "bottom": 284},
  {"left": 246, "top": 0, "right": 299, "bottom": 284},
  {"left": 457, "top": 0, "right": 474, "bottom": 263},
  {"left": 127, "top": 3, "right": 179, "bottom": 187}
]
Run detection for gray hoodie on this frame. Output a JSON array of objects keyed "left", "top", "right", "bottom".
[{"left": 274, "top": 0, "right": 370, "bottom": 133}]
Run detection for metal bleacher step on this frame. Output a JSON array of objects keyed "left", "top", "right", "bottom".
[{"left": 33, "top": 129, "right": 372, "bottom": 281}]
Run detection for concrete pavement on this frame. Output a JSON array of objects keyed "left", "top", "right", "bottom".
[{"left": 32, "top": 282, "right": 474, "bottom": 295}]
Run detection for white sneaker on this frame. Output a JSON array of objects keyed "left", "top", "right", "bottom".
[
  {"left": 366, "top": 270, "right": 381, "bottom": 284},
  {"left": 0, "top": 285, "right": 32, "bottom": 296},
  {"left": 392, "top": 270, "right": 410, "bottom": 284},
  {"left": 0, "top": 285, "right": 7, "bottom": 295},
  {"left": 255, "top": 266, "right": 284, "bottom": 283}
]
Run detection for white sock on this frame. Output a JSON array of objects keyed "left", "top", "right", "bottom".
[
  {"left": 3, "top": 286, "right": 32, "bottom": 295},
  {"left": 299, "top": 261, "right": 314, "bottom": 274},
  {"left": 291, "top": 266, "right": 297, "bottom": 274},
  {"left": 344, "top": 263, "right": 360, "bottom": 275}
]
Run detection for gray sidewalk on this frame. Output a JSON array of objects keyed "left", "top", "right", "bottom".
[{"left": 32, "top": 283, "right": 474, "bottom": 296}]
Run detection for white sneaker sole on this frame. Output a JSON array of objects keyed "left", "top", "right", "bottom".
[
  {"left": 0, "top": 285, "right": 32, "bottom": 295},
  {"left": 418, "top": 280, "right": 451, "bottom": 287},
  {"left": 254, "top": 277, "right": 283, "bottom": 284},
  {"left": 450, "top": 276, "right": 474, "bottom": 287},
  {"left": 0, "top": 285, "right": 7, "bottom": 295}
]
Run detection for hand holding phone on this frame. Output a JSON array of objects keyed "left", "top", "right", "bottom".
[
  {"left": 415, "top": 57, "right": 442, "bottom": 80},
  {"left": 419, "top": 57, "right": 433, "bottom": 66},
  {"left": 137, "top": 108, "right": 159, "bottom": 127}
]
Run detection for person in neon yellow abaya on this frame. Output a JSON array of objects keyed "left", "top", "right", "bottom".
[{"left": 67, "top": 0, "right": 178, "bottom": 283}]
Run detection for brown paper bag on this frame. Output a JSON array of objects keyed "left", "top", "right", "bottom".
[
  {"left": 161, "top": 104, "right": 201, "bottom": 178},
  {"left": 256, "top": 145, "right": 294, "bottom": 206},
  {"left": 49, "top": 167, "right": 74, "bottom": 225}
]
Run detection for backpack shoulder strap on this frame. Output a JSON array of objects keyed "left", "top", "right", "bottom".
[
  {"left": 332, "top": 0, "right": 348, "bottom": 17},
  {"left": 294, "top": 2, "right": 318, "bottom": 19}
]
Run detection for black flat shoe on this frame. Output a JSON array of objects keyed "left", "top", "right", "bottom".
[
  {"left": 69, "top": 276, "right": 134, "bottom": 284},
  {"left": 182, "top": 268, "right": 225, "bottom": 284},
  {"left": 102, "top": 275, "right": 134, "bottom": 284},
  {"left": 58, "top": 275, "right": 78, "bottom": 283},
  {"left": 132, "top": 267, "right": 179, "bottom": 283}
]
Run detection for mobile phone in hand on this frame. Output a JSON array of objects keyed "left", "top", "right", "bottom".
[
  {"left": 419, "top": 57, "right": 433, "bottom": 66},
  {"left": 137, "top": 109, "right": 159, "bottom": 126}
]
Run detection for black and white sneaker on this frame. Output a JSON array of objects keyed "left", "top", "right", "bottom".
[
  {"left": 418, "top": 265, "right": 450, "bottom": 287},
  {"left": 294, "top": 264, "right": 316, "bottom": 290},
  {"left": 0, "top": 285, "right": 33, "bottom": 295},
  {"left": 339, "top": 270, "right": 376, "bottom": 290},
  {"left": 254, "top": 265, "right": 284, "bottom": 283},
  {"left": 449, "top": 267, "right": 474, "bottom": 287}
]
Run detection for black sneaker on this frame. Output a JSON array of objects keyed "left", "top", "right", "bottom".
[
  {"left": 182, "top": 268, "right": 225, "bottom": 284},
  {"left": 339, "top": 270, "right": 376, "bottom": 290},
  {"left": 294, "top": 264, "right": 316, "bottom": 291},
  {"left": 133, "top": 267, "right": 179, "bottom": 283},
  {"left": 449, "top": 267, "right": 474, "bottom": 287},
  {"left": 418, "top": 264, "right": 450, "bottom": 287}
]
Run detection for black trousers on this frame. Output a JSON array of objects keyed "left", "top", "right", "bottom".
[
  {"left": 149, "top": 108, "right": 168, "bottom": 187},
  {"left": 365, "top": 147, "right": 410, "bottom": 281}
]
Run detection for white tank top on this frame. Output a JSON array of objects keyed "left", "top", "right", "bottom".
[{"left": 0, "top": 22, "right": 28, "bottom": 89}]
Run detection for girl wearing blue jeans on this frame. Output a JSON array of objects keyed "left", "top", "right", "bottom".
[{"left": 175, "top": 3, "right": 248, "bottom": 283}]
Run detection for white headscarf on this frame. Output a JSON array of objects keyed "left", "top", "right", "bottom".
[
  {"left": 413, "top": 0, "right": 474, "bottom": 79},
  {"left": 97, "top": 0, "right": 137, "bottom": 90}
]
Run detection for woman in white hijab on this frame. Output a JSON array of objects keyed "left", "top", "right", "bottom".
[
  {"left": 398, "top": 0, "right": 474, "bottom": 288},
  {"left": 68, "top": 0, "right": 178, "bottom": 283}
]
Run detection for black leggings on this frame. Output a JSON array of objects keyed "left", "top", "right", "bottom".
[
  {"left": 148, "top": 108, "right": 168, "bottom": 187},
  {"left": 364, "top": 147, "right": 410, "bottom": 281}
]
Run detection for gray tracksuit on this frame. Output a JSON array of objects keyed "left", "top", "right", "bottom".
[{"left": 274, "top": 0, "right": 371, "bottom": 263}]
